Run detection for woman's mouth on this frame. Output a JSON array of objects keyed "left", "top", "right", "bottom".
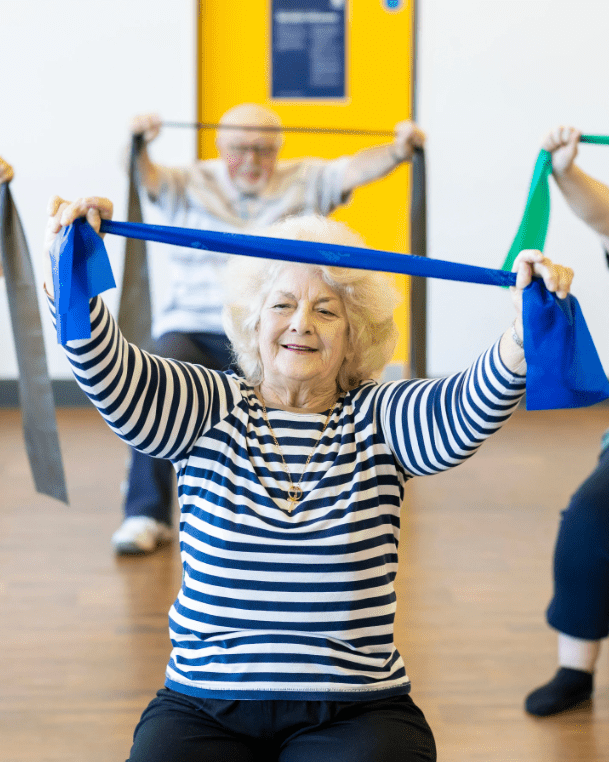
[{"left": 283, "top": 344, "right": 316, "bottom": 353}]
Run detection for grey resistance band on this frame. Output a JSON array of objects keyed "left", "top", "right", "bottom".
[{"left": 0, "top": 183, "right": 68, "bottom": 503}]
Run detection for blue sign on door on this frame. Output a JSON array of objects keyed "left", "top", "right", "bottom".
[{"left": 271, "top": 0, "right": 346, "bottom": 99}]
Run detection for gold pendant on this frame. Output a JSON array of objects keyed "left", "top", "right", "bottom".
[{"left": 287, "top": 484, "right": 303, "bottom": 508}]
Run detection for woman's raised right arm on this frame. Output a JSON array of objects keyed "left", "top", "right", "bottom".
[{"left": 43, "top": 196, "right": 226, "bottom": 461}]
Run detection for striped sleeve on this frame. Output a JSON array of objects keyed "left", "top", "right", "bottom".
[
  {"left": 379, "top": 340, "right": 526, "bottom": 476},
  {"left": 49, "top": 296, "right": 232, "bottom": 461}
]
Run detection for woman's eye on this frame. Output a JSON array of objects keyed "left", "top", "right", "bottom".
[{"left": 273, "top": 303, "right": 291, "bottom": 310}]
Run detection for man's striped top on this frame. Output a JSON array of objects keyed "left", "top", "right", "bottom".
[{"left": 57, "top": 297, "right": 526, "bottom": 701}]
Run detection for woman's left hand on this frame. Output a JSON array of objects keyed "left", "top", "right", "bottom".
[{"left": 510, "top": 249, "right": 574, "bottom": 337}]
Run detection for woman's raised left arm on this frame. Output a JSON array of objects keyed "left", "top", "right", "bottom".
[{"left": 379, "top": 251, "right": 573, "bottom": 477}]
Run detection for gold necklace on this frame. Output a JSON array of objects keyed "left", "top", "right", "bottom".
[{"left": 259, "top": 395, "right": 337, "bottom": 512}]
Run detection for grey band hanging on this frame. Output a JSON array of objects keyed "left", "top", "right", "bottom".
[
  {"left": 0, "top": 183, "right": 68, "bottom": 503},
  {"left": 409, "top": 147, "right": 427, "bottom": 378},
  {"left": 117, "top": 134, "right": 152, "bottom": 346}
]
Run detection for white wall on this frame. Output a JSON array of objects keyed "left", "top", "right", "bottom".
[
  {"left": 4, "top": 1, "right": 608, "bottom": 382},
  {"left": 417, "top": 0, "right": 609, "bottom": 376},
  {"left": 0, "top": 0, "right": 197, "bottom": 379}
]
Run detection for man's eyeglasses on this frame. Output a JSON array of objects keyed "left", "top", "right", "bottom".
[{"left": 226, "top": 144, "right": 278, "bottom": 159}]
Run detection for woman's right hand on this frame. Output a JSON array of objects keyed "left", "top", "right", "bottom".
[
  {"left": 542, "top": 126, "right": 581, "bottom": 177},
  {"left": 130, "top": 113, "right": 162, "bottom": 144},
  {"left": 43, "top": 196, "right": 113, "bottom": 299}
]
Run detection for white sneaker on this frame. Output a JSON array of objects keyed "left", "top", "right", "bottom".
[{"left": 112, "top": 517, "right": 173, "bottom": 555}]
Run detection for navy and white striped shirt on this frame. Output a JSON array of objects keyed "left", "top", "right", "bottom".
[{"left": 57, "top": 297, "right": 526, "bottom": 701}]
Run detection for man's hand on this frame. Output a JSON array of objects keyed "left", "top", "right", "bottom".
[
  {"left": 130, "top": 113, "right": 162, "bottom": 144},
  {"left": 392, "top": 121, "right": 426, "bottom": 162}
]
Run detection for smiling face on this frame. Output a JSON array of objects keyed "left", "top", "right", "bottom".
[{"left": 258, "top": 265, "right": 350, "bottom": 398}]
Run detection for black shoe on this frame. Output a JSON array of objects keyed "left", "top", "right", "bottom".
[{"left": 525, "top": 667, "right": 593, "bottom": 716}]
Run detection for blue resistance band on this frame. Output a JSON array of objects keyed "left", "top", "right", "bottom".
[
  {"left": 49, "top": 218, "right": 609, "bottom": 411},
  {"left": 104, "top": 219, "right": 517, "bottom": 287}
]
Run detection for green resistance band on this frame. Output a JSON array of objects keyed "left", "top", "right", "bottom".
[{"left": 501, "top": 135, "right": 609, "bottom": 272}]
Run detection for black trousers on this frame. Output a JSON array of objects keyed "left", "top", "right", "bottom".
[{"left": 126, "top": 688, "right": 436, "bottom": 762}]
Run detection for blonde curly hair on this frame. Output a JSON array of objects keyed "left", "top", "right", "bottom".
[{"left": 222, "top": 215, "right": 401, "bottom": 391}]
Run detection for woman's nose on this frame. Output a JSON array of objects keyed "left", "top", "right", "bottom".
[{"left": 290, "top": 305, "right": 313, "bottom": 333}]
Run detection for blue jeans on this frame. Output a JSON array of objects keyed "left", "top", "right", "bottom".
[
  {"left": 126, "top": 688, "right": 436, "bottom": 762},
  {"left": 122, "top": 331, "right": 234, "bottom": 526},
  {"left": 546, "top": 431, "right": 609, "bottom": 640}
]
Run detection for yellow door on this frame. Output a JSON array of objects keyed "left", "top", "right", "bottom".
[{"left": 199, "top": 1, "right": 413, "bottom": 371}]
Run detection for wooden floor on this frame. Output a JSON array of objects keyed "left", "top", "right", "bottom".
[{"left": 1, "top": 405, "right": 608, "bottom": 761}]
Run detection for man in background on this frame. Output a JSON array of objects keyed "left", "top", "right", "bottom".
[{"left": 113, "top": 102, "right": 425, "bottom": 554}]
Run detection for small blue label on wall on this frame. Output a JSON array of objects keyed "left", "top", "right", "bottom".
[{"left": 384, "top": 0, "right": 402, "bottom": 10}]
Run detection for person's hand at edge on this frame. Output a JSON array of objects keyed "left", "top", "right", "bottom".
[
  {"left": 0, "top": 156, "right": 14, "bottom": 184},
  {"left": 543, "top": 126, "right": 581, "bottom": 177}
]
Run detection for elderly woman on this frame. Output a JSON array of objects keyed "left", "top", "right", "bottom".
[{"left": 44, "top": 196, "right": 572, "bottom": 762}]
